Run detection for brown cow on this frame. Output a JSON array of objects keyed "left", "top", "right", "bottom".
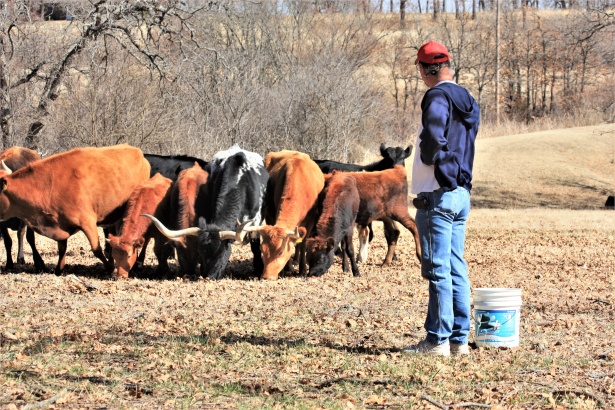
[
  {"left": 167, "top": 162, "right": 209, "bottom": 277},
  {"left": 306, "top": 172, "right": 360, "bottom": 277},
  {"left": 0, "top": 144, "right": 151, "bottom": 275},
  {"left": 107, "top": 173, "right": 174, "bottom": 279},
  {"left": 246, "top": 150, "right": 324, "bottom": 280},
  {"left": 345, "top": 165, "right": 421, "bottom": 266},
  {"left": 0, "top": 147, "right": 46, "bottom": 272}
]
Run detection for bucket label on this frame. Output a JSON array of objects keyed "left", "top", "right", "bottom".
[{"left": 474, "top": 309, "right": 520, "bottom": 346}]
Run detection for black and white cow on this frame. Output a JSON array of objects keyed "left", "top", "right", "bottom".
[
  {"left": 313, "top": 143, "right": 413, "bottom": 263},
  {"left": 144, "top": 145, "right": 268, "bottom": 279}
]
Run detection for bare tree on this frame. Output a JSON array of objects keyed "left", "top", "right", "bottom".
[
  {"left": 1, "top": 0, "right": 198, "bottom": 150},
  {"left": 465, "top": 14, "right": 497, "bottom": 117}
]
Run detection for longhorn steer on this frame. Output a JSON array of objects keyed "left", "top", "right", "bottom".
[
  {"left": 146, "top": 145, "right": 268, "bottom": 279},
  {"left": 346, "top": 165, "right": 421, "bottom": 266},
  {"left": 0, "top": 147, "right": 46, "bottom": 272},
  {"left": 107, "top": 173, "right": 173, "bottom": 279},
  {"left": 167, "top": 162, "right": 209, "bottom": 277},
  {"left": 0, "top": 144, "right": 151, "bottom": 275},
  {"left": 103, "top": 154, "right": 208, "bottom": 257},
  {"left": 246, "top": 150, "right": 324, "bottom": 280},
  {"left": 306, "top": 172, "right": 360, "bottom": 277}
]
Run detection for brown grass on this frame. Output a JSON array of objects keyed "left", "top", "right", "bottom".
[
  {"left": 1, "top": 125, "right": 614, "bottom": 409},
  {"left": 471, "top": 123, "right": 615, "bottom": 209}
]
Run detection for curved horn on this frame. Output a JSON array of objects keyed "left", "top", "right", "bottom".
[
  {"left": 1, "top": 161, "right": 12, "bottom": 175},
  {"left": 140, "top": 214, "right": 199, "bottom": 239},
  {"left": 217, "top": 219, "right": 255, "bottom": 243},
  {"left": 243, "top": 224, "right": 265, "bottom": 234}
]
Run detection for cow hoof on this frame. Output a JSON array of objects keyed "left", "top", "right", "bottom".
[
  {"left": 17, "top": 257, "right": 25, "bottom": 265},
  {"left": 260, "top": 275, "right": 278, "bottom": 281}
]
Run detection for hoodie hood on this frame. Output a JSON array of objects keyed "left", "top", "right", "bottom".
[{"left": 434, "top": 82, "right": 480, "bottom": 128}]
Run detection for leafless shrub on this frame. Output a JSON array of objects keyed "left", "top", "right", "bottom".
[{"left": 0, "top": 1, "right": 613, "bottom": 160}]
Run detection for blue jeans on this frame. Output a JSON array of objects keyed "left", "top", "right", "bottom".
[{"left": 416, "top": 187, "right": 471, "bottom": 345}]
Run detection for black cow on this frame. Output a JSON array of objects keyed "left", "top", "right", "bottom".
[
  {"left": 314, "top": 143, "right": 412, "bottom": 174},
  {"left": 145, "top": 145, "right": 268, "bottom": 279},
  {"left": 314, "top": 143, "right": 413, "bottom": 263},
  {"left": 144, "top": 154, "right": 210, "bottom": 181}
]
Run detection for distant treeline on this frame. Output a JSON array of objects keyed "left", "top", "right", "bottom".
[{"left": 0, "top": 1, "right": 613, "bottom": 162}]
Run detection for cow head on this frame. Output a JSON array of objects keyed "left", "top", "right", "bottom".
[
  {"left": 380, "top": 143, "right": 413, "bottom": 165},
  {"left": 256, "top": 225, "right": 306, "bottom": 280},
  {"left": 142, "top": 214, "right": 253, "bottom": 280},
  {"left": 197, "top": 217, "right": 234, "bottom": 280},
  {"left": 305, "top": 237, "right": 335, "bottom": 277},
  {"left": 107, "top": 234, "right": 145, "bottom": 279}
]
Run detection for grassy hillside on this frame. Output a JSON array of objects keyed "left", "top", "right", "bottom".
[{"left": 469, "top": 123, "right": 614, "bottom": 209}]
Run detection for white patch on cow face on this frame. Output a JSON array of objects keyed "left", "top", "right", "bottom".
[{"left": 210, "top": 145, "right": 264, "bottom": 184}]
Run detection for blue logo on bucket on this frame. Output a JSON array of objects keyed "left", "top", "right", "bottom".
[{"left": 475, "top": 309, "right": 517, "bottom": 338}]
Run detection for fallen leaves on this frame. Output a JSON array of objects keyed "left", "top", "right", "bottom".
[{"left": 0, "top": 216, "right": 613, "bottom": 408}]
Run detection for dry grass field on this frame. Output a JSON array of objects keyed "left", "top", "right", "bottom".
[{"left": 1, "top": 124, "right": 614, "bottom": 409}]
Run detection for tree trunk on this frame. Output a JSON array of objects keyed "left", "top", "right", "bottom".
[{"left": 0, "top": 36, "right": 11, "bottom": 149}]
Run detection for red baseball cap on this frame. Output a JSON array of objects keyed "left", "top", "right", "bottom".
[{"left": 415, "top": 41, "right": 450, "bottom": 65}]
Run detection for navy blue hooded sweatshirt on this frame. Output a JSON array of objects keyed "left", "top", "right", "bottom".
[{"left": 419, "top": 81, "right": 480, "bottom": 192}]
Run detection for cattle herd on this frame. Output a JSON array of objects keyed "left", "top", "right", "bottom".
[{"left": 0, "top": 143, "right": 421, "bottom": 280}]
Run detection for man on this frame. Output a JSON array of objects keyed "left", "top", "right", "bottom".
[{"left": 405, "top": 41, "right": 480, "bottom": 356}]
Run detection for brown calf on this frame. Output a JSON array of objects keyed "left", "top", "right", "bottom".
[
  {"left": 306, "top": 172, "right": 360, "bottom": 277},
  {"left": 344, "top": 165, "right": 421, "bottom": 266},
  {"left": 107, "top": 173, "right": 173, "bottom": 279}
]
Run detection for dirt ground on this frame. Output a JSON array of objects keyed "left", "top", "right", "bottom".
[{"left": 0, "top": 209, "right": 613, "bottom": 409}]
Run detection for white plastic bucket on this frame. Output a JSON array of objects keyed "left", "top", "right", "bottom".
[{"left": 473, "top": 288, "right": 522, "bottom": 348}]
